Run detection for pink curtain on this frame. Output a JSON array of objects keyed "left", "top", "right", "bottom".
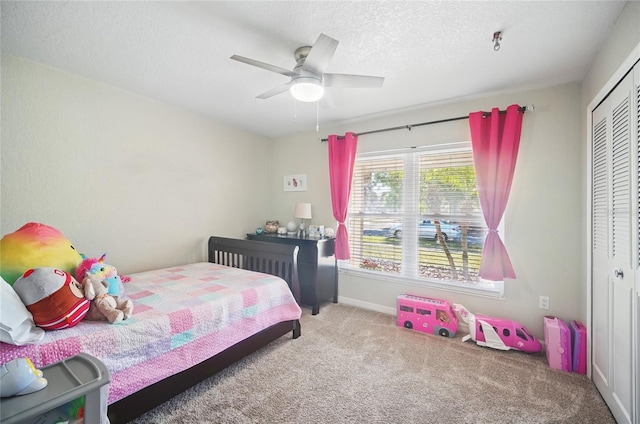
[
  {"left": 469, "top": 104, "right": 523, "bottom": 281},
  {"left": 328, "top": 132, "right": 358, "bottom": 260}
]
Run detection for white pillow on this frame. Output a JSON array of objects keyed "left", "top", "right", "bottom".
[{"left": 0, "top": 276, "right": 45, "bottom": 345}]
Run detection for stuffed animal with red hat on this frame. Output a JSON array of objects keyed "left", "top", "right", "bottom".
[{"left": 13, "top": 268, "right": 90, "bottom": 330}]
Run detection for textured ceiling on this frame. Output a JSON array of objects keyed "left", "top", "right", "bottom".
[{"left": 1, "top": 1, "right": 628, "bottom": 139}]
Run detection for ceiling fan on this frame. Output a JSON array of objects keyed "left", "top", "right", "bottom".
[{"left": 230, "top": 33, "right": 384, "bottom": 102}]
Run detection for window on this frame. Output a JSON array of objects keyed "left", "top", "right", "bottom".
[
  {"left": 516, "top": 328, "right": 528, "bottom": 341},
  {"left": 343, "top": 142, "right": 503, "bottom": 296}
]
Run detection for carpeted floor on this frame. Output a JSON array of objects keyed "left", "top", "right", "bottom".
[{"left": 130, "top": 303, "right": 615, "bottom": 423}]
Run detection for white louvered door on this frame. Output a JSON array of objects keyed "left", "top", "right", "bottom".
[{"left": 591, "top": 66, "right": 638, "bottom": 424}]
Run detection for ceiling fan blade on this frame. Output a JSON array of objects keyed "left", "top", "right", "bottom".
[
  {"left": 230, "top": 55, "right": 296, "bottom": 77},
  {"left": 323, "top": 73, "right": 385, "bottom": 88},
  {"left": 302, "top": 33, "right": 338, "bottom": 74},
  {"left": 256, "top": 81, "right": 293, "bottom": 99}
]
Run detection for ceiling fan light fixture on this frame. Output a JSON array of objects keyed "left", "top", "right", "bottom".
[{"left": 290, "top": 77, "right": 324, "bottom": 102}]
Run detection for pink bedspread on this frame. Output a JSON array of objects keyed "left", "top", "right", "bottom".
[{"left": 0, "top": 262, "right": 302, "bottom": 404}]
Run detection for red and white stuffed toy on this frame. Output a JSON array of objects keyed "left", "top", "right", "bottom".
[{"left": 13, "top": 268, "right": 89, "bottom": 330}]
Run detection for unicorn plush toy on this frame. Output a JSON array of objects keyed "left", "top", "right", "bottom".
[
  {"left": 75, "top": 253, "right": 125, "bottom": 298},
  {"left": 75, "top": 253, "right": 133, "bottom": 323}
]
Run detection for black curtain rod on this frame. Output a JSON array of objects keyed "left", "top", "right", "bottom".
[{"left": 320, "top": 106, "right": 528, "bottom": 142}]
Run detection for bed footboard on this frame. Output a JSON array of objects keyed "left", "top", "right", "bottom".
[
  {"left": 107, "top": 319, "right": 300, "bottom": 424},
  {"left": 208, "top": 236, "right": 301, "bottom": 302}
]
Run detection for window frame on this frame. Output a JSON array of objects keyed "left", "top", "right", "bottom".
[{"left": 340, "top": 141, "right": 505, "bottom": 298}]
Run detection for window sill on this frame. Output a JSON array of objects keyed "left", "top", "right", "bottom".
[{"left": 338, "top": 265, "right": 504, "bottom": 299}]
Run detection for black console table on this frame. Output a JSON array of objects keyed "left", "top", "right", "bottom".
[{"left": 247, "top": 233, "right": 337, "bottom": 315}]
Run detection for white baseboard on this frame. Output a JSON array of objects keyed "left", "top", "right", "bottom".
[{"left": 338, "top": 296, "right": 396, "bottom": 315}]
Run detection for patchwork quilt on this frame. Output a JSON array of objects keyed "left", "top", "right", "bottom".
[{"left": 0, "top": 262, "right": 302, "bottom": 404}]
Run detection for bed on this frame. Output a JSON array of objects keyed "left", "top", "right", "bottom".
[{"left": 0, "top": 236, "right": 302, "bottom": 423}]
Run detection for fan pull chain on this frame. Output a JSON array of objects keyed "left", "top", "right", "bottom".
[
  {"left": 293, "top": 100, "right": 297, "bottom": 123},
  {"left": 316, "top": 101, "right": 320, "bottom": 132}
]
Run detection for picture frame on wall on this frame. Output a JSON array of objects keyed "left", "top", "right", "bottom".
[{"left": 284, "top": 174, "right": 307, "bottom": 191}]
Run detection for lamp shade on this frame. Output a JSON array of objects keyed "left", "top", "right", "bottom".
[
  {"left": 293, "top": 203, "right": 312, "bottom": 220},
  {"left": 290, "top": 78, "right": 324, "bottom": 102}
]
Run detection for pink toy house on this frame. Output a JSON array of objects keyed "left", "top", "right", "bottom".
[{"left": 544, "top": 316, "right": 572, "bottom": 371}]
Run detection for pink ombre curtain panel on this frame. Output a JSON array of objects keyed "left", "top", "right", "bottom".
[
  {"left": 328, "top": 132, "right": 358, "bottom": 260},
  {"left": 469, "top": 104, "right": 523, "bottom": 281}
]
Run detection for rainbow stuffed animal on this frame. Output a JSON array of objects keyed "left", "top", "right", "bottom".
[
  {"left": 75, "top": 253, "right": 133, "bottom": 323},
  {"left": 0, "top": 223, "right": 83, "bottom": 286},
  {"left": 75, "top": 254, "right": 124, "bottom": 298}
]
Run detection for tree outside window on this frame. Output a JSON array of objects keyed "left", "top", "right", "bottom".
[{"left": 345, "top": 144, "right": 496, "bottom": 292}]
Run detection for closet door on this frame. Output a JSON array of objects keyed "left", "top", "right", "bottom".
[{"left": 591, "top": 68, "right": 637, "bottom": 424}]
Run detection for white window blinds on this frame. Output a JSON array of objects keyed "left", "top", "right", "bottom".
[{"left": 346, "top": 144, "right": 493, "bottom": 289}]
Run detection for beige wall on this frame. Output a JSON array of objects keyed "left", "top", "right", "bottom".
[
  {"left": 269, "top": 82, "right": 583, "bottom": 338},
  {"left": 1, "top": 55, "right": 273, "bottom": 274},
  {"left": 582, "top": 1, "right": 640, "bottom": 105}
]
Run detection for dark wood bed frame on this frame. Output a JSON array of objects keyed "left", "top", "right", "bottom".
[{"left": 107, "top": 236, "right": 301, "bottom": 424}]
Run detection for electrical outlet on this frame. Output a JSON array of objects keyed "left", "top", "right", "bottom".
[{"left": 539, "top": 296, "right": 550, "bottom": 310}]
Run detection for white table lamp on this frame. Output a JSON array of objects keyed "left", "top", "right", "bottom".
[{"left": 294, "top": 203, "right": 312, "bottom": 237}]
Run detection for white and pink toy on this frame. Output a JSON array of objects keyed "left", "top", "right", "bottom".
[{"left": 453, "top": 304, "right": 542, "bottom": 353}]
